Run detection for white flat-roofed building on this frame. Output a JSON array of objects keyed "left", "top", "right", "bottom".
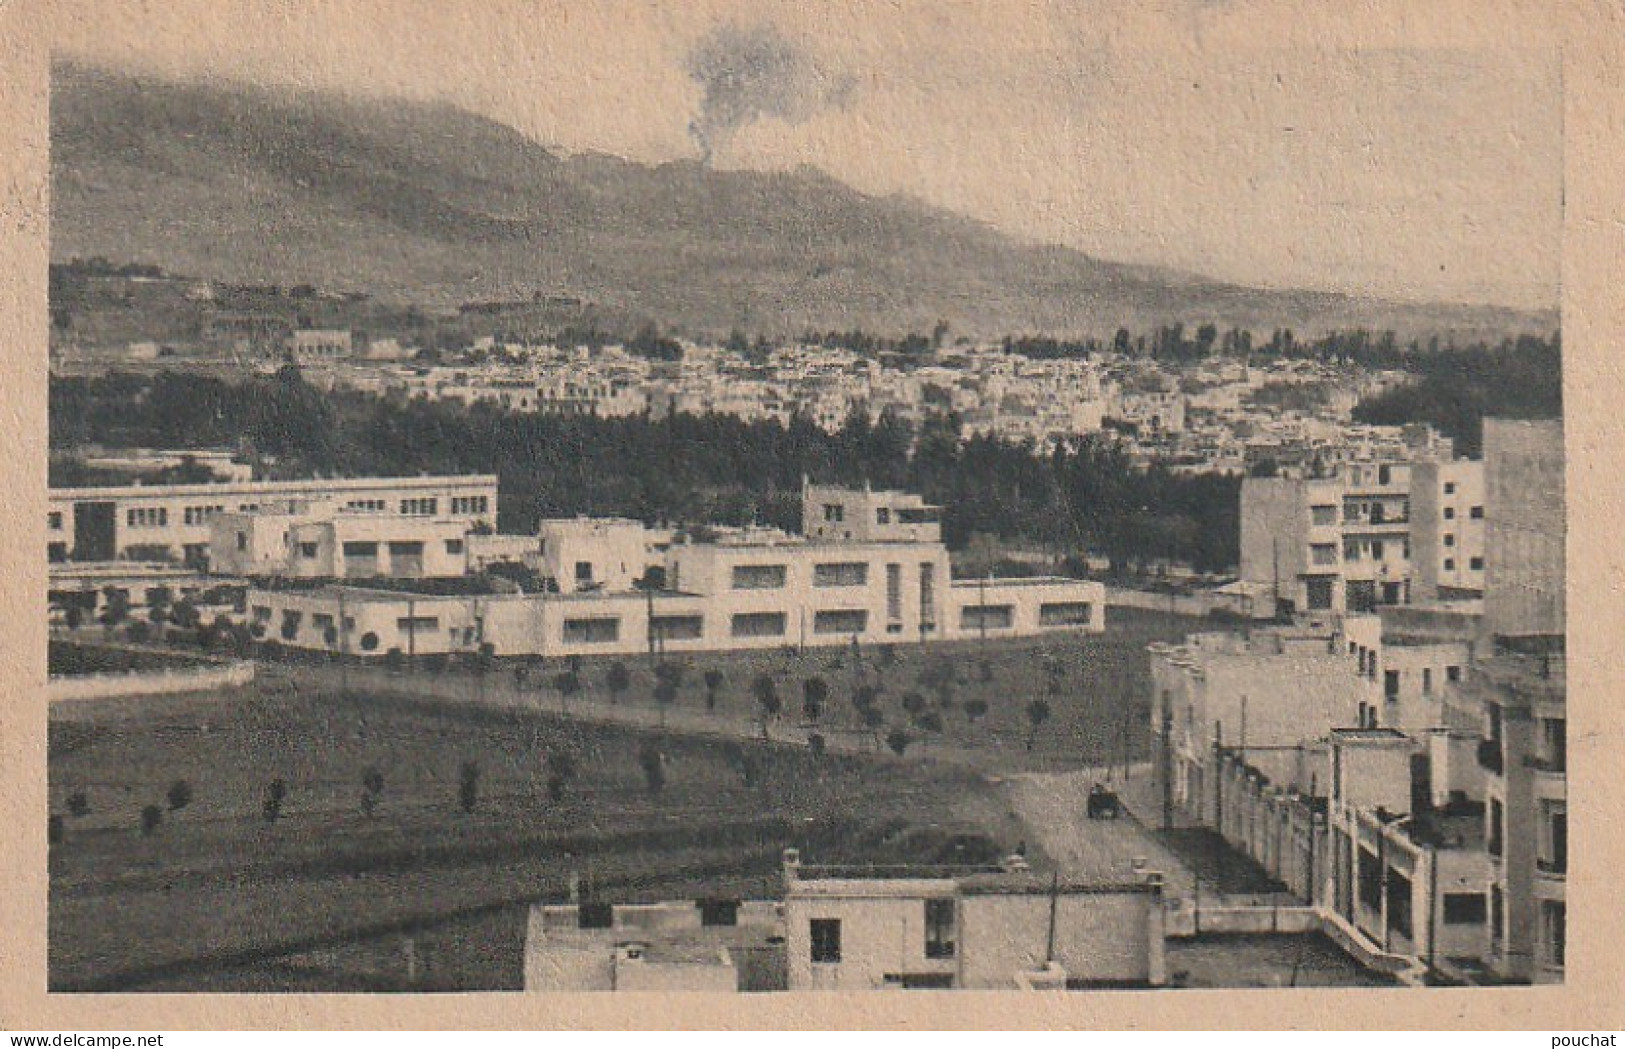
[
  {"left": 47, "top": 474, "right": 497, "bottom": 565},
  {"left": 782, "top": 851, "right": 1166, "bottom": 990},
  {"left": 209, "top": 503, "right": 473, "bottom": 580}
]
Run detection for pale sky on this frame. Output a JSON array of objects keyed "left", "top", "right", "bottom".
[{"left": 52, "top": 0, "right": 1563, "bottom": 311}]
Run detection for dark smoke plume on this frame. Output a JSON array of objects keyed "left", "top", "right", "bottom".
[{"left": 685, "top": 23, "right": 856, "bottom": 164}]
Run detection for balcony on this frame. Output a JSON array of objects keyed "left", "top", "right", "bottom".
[
  {"left": 1524, "top": 754, "right": 1566, "bottom": 776},
  {"left": 1477, "top": 739, "right": 1505, "bottom": 775}
]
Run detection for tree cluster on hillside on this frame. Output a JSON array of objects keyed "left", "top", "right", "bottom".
[
  {"left": 1352, "top": 336, "right": 1561, "bottom": 456},
  {"left": 52, "top": 368, "right": 1248, "bottom": 570}
]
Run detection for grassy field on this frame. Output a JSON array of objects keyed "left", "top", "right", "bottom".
[
  {"left": 48, "top": 608, "right": 1210, "bottom": 990},
  {"left": 340, "top": 606, "right": 1207, "bottom": 773},
  {"left": 49, "top": 685, "right": 1032, "bottom": 990}
]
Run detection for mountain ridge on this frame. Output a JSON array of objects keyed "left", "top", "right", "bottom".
[{"left": 50, "top": 62, "right": 1555, "bottom": 341}]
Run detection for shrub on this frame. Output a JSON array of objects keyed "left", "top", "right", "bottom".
[
  {"left": 914, "top": 711, "right": 944, "bottom": 734},
  {"left": 807, "top": 733, "right": 826, "bottom": 757},
  {"left": 140, "top": 804, "right": 163, "bottom": 836},
  {"left": 67, "top": 791, "right": 89, "bottom": 818},
  {"left": 126, "top": 620, "right": 152, "bottom": 644},
  {"left": 166, "top": 779, "right": 193, "bottom": 812},
  {"left": 424, "top": 652, "right": 450, "bottom": 674},
  {"left": 384, "top": 647, "right": 404, "bottom": 671},
  {"left": 606, "top": 661, "right": 630, "bottom": 703},
  {"left": 48, "top": 814, "right": 64, "bottom": 844},
  {"left": 964, "top": 699, "right": 989, "bottom": 721},
  {"left": 886, "top": 729, "right": 910, "bottom": 757}
]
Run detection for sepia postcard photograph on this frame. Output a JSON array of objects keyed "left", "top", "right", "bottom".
[{"left": 2, "top": 0, "right": 1621, "bottom": 1032}]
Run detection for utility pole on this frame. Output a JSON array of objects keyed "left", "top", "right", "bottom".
[{"left": 337, "top": 586, "right": 349, "bottom": 699}]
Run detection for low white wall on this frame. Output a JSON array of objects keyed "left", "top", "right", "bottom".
[{"left": 48, "top": 662, "right": 255, "bottom": 702}]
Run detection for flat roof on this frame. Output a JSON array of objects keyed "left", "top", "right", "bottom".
[{"left": 49, "top": 474, "right": 498, "bottom": 501}]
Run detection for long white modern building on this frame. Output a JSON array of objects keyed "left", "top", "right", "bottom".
[
  {"left": 238, "top": 481, "right": 1106, "bottom": 660},
  {"left": 47, "top": 474, "right": 498, "bottom": 565}
]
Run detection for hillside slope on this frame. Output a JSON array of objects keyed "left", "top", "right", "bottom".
[{"left": 50, "top": 63, "right": 1553, "bottom": 341}]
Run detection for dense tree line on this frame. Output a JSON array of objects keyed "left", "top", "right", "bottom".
[
  {"left": 50, "top": 369, "right": 1242, "bottom": 572},
  {"left": 1351, "top": 337, "right": 1562, "bottom": 456}
]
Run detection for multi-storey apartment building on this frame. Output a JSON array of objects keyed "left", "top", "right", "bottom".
[
  {"left": 1240, "top": 457, "right": 1486, "bottom": 615},
  {"left": 47, "top": 474, "right": 498, "bottom": 565}
]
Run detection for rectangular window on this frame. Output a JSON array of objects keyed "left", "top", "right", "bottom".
[
  {"left": 1470, "top": 505, "right": 1484, "bottom": 519},
  {"left": 651, "top": 614, "right": 704, "bottom": 641},
  {"left": 1446, "top": 665, "right": 1462, "bottom": 682},
  {"left": 1357, "top": 848, "right": 1383, "bottom": 911},
  {"left": 1444, "top": 482, "right": 1456, "bottom": 495},
  {"left": 1039, "top": 602, "right": 1094, "bottom": 626},
  {"left": 924, "top": 898, "right": 956, "bottom": 959},
  {"left": 388, "top": 541, "right": 425, "bottom": 556},
  {"left": 1371, "top": 540, "right": 1384, "bottom": 559},
  {"left": 876, "top": 507, "right": 891, "bottom": 525},
  {"left": 1384, "top": 670, "right": 1400, "bottom": 701},
  {"left": 960, "top": 604, "right": 1014, "bottom": 631},
  {"left": 343, "top": 541, "right": 379, "bottom": 557},
  {"left": 299, "top": 542, "right": 319, "bottom": 558},
  {"left": 1443, "top": 558, "right": 1455, "bottom": 572},
  {"left": 445, "top": 539, "right": 464, "bottom": 555},
  {"left": 822, "top": 504, "right": 844, "bottom": 522},
  {"left": 1443, "top": 507, "right": 1456, "bottom": 520},
  {"left": 47, "top": 511, "right": 62, "bottom": 530},
  {"left": 562, "top": 617, "right": 620, "bottom": 644},
  {"left": 732, "top": 564, "right": 788, "bottom": 590},
  {"left": 1469, "top": 556, "right": 1484, "bottom": 571},
  {"left": 886, "top": 563, "right": 902, "bottom": 620},
  {"left": 731, "top": 611, "right": 787, "bottom": 638},
  {"left": 1422, "top": 668, "right": 1433, "bottom": 695},
  {"left": 1311, "top": 543, "right": 1338, "bottom": 566},
  {"left": 920, "top": 563, "right": 936, "bottom": 628},
  {"left": 813, "top": 609, "right": 868, "bottom": 635},
  {"left": 813, "top": 562, "right": 869, "bottom": 587},
  {"left": 236, "top": 531, "right": 248, "bottom": 551},
  {"left": 810, "top": 919, "right": 842, "bottom": 963},
  {"left": 1543, "top": 901, "right": 1566, "bottom": 968},
  {"left": 1443, "top": 893, "right": 1487, "bottom": 925},
  {"left": 1311, "top": 505, "right": 1337, "bottom": 527},
  {"left": 1444, "top": 534, "right": 1456, "bottom": 548},
  {"left": 396, "top": 616, "right": 439, "bottom": 633}
]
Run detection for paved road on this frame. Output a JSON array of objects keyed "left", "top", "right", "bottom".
[{"left": 1000, "top": 766, "right": 1196, "bottom": 897}]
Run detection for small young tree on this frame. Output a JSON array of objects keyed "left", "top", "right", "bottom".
[
  {"left": 637, "top": 743, "right": 666, "bottom": 794},
  {"left": 263, "top": 778, "right": 287, "bottom": 823},
  {"left": 703, "top": 668, "right": 724, "bottom": 711},
  {"left": 1025, "top": 699, "right": 1052, "bottom": 751},
  {"left": 964, "top": 698, "right": 990, "bottom": 722},
  {"left": 606, "top": 661, "right": 630, "bottom": 705},
  {"left": 752, "top": 674, "right": 780, "bottom": 738},
  {"left": 547, "top": 750, "right": 577, "bottom": 802},
  {"left": 360, "top": 766, "right": 384, "bottom": 818},
  {"left": 48, "top": 813, "right": 64, "bottom": 845},
  {"left": 914, "top": 711, "right": 944, "bottom": 735},
  {"left": 512, "top": 661, "right": 530, "bottom": 692},
  {"left": 901, "top": 691, "right": 927, "bottom": 716},
  {"left": 385, "top": 647, "right": 405, "bottom": 673},
  {"left": 801, "top": 677, "right": 828, "bottom": 724},
  {"left": 807, "top": 732, "right": 826, "bottom": 757},
  {"left": 140, "top": 804, "right": 163, "bottom": 836},
  {"left": 458, "top": 760, "right": 481, "bottom": 814},
  {"left": 978, "top": 657, "right": 995, "bottom": 683},
  {"left": 886, "top": 728, "right": 911, "bottom": 757},
  {"left": 166, "top": 779, "right": 193, "bottom": 812},
  {"left": 653, "top": 678, "right": 678, "bottom": 728},
  {"left": 553, "top": 669, "right": 582, "bottom": 714}
]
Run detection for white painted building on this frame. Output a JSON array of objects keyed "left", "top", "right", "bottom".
[{"left": 47, "top": 474, "right": 498, "bottom": 565}]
